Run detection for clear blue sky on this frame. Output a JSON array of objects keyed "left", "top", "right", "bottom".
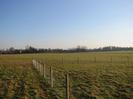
[{"left": 0, "top": 0, "right": 133, "bottom": 49}]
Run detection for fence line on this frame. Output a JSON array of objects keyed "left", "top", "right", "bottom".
[
  {"left": 32, "top": 57, "right": 130, "bottom": 99},
  {"left": 32, "top": 59, "right": 70, "bottom": 99}
]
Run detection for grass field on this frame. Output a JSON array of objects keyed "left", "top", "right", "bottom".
[{"left": 0, "top": 51, "right": 133, "bottom": 99}]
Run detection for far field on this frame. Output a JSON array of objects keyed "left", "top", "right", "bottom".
[{"left": 0, "top": 51, "right": 133, "bottom": 99}]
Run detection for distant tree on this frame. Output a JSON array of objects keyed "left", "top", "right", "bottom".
[
  {"left": 76, "top": 45, "right": 87, "bottom": 52},
  {"left": 24, "top": 45, "right": 38, "bottom": 53},
  {"left": 6, "top": 47, "right": 15, "bottom": 54},
  {"left": 9, "top": 47, "right": 15, "bottom": 52}
]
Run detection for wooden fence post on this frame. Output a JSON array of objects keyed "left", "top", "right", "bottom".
[
  {"left": 34, "top": 60, "right": 35, "bottom": 67},
  {"left": 43, "top": 64, "right": 46, "bottom": 78},
  {"left": 3, "top": 80, "right": 8, "bottom": 96},
  {"left": 50, "top": 66, "right": 53, "bottom": 88},
  {"left": 39, "top": 61, "right": 41, "bottom": 74},
  {"left": 94, "top": 57, "right": 96, "bottom": 63},
  {"left": 121, "top": 56, "right": 122, "bottom": 63},
  {"left": 62, "top": 56, "right": 64, "bottom": 64},
  {"left": 40, "top": 62, "right": 42, "bottom": 75},
  {"left": 32, "top": 60, "right": 34, "bottom": 68},
  {"left": 35, "top": 60, "right": 37, "bottom": 69},
  {"left": 77, "top": 56, "right": 79, "bottom": 64},
  {"left": 40, "top": 64, "right": 43, "bottom": 75},
  {"left": 39, "top": 61, "right": 41, "bottom": 73},
  {"left": 127, "top": 56, "right": 129, "bottom": 66},
  {"left": 66, "top": 73, "right": 70, "bottom": 99},
  {"left": 110, "top": 56, "right": 112, "bottom": 63},
  {"left": 34, "top": 60, "right": 36, "bottom": 68},
  {"left": 37, "top": 61, "right": 39, "bottom": 71}
]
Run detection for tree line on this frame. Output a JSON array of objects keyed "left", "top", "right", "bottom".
[{"left": 0, "top": 46, "right": 133, "bottom": 54}]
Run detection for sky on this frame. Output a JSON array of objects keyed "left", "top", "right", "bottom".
[{"left": 0, "top": 0, "right": 133, "bottom": 49}]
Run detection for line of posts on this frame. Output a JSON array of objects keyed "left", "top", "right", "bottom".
[{"left": 32, "top": 59, "right": 70, "bottom": 99}]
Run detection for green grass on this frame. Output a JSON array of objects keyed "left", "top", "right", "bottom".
[{"left": 0, "top": 52, "right": 133, "bottom": 99}]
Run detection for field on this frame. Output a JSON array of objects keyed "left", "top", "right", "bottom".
[{"left": 0, "top": 51, "right": 133, "bottom": 99}]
